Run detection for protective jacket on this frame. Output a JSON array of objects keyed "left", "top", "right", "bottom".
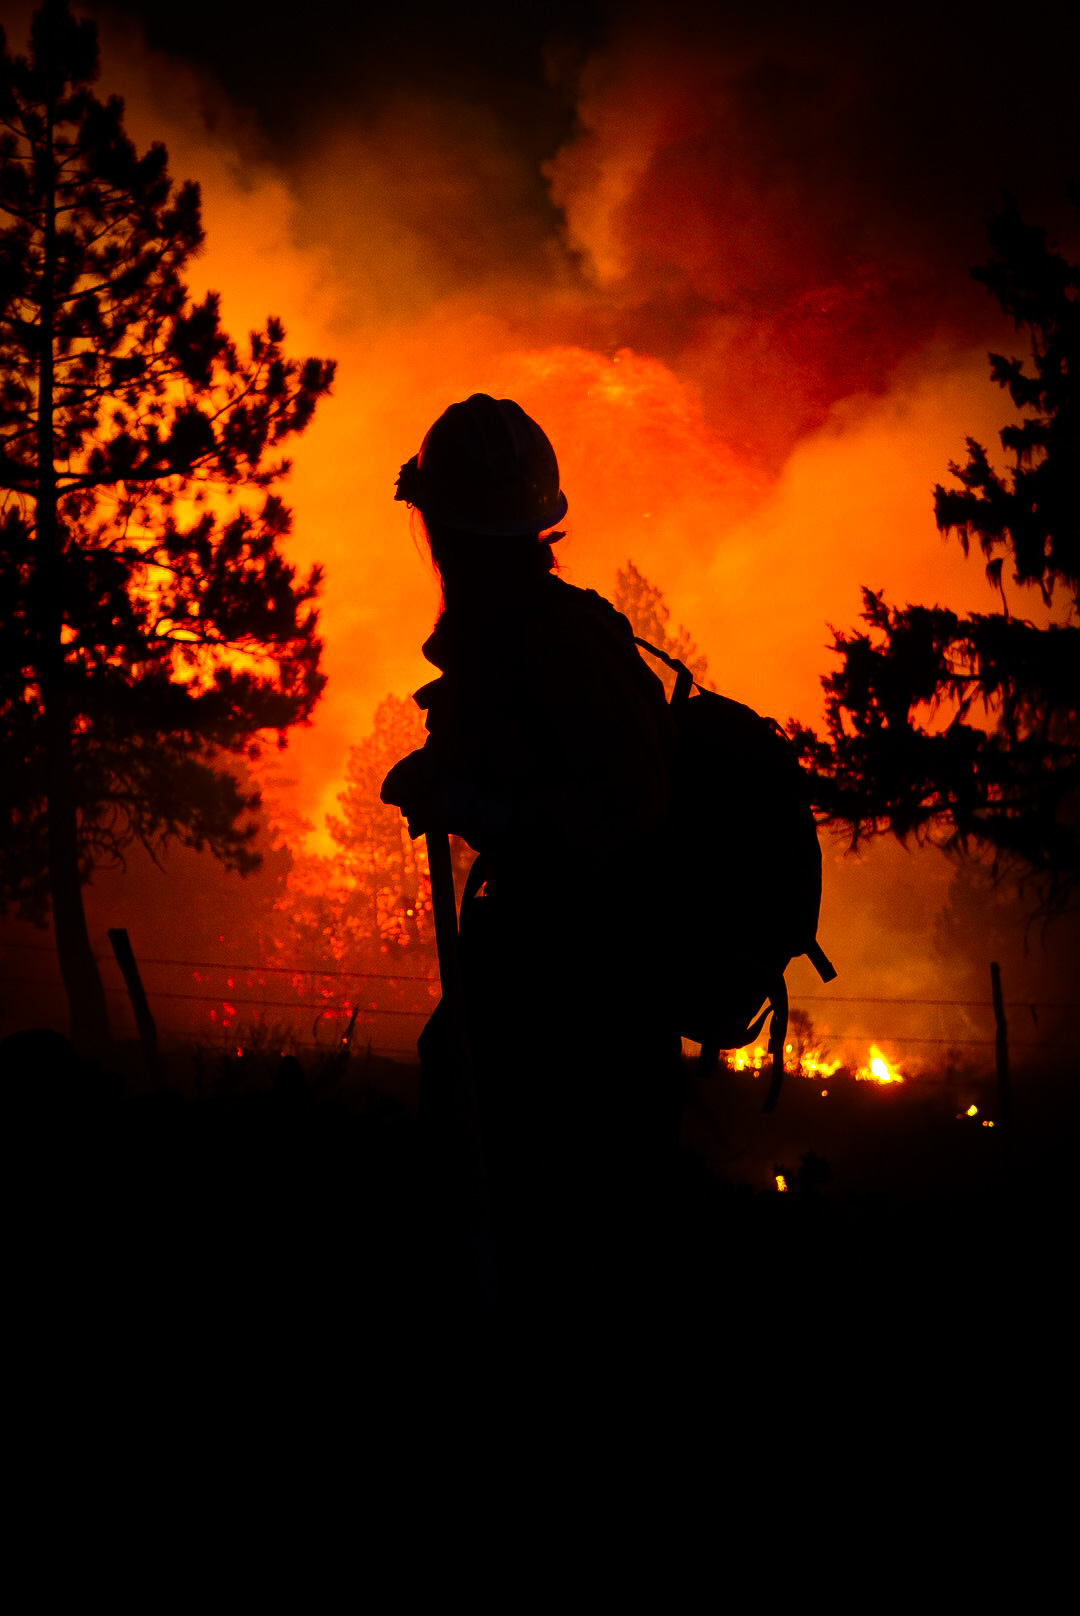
[
  {"left": 415, "top": 571, "right": 682, "bottom": 1290},
  {"left": 415, "top": 572, "right": 673, "bottom": 889}
]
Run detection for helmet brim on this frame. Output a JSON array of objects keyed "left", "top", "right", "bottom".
[{"left": 421, "top": 489, "right": 569, "bottom": 537}]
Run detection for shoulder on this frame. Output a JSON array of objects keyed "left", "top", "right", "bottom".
[
  {"left": 535, "top": 576, "right": 637, "bottom": 649},
  {"left": 531, "top": 576, "right": 670, "bottom": 712}
]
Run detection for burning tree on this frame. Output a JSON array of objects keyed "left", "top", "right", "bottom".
[
  {"left": 0, "top": 2, "right": 335, "bottom": 1051},
  {"left": 794, "top": 193, "right": 1080, "bottom": 917}
]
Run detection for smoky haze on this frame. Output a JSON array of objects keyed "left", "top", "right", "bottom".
[{"left": 1, "top": 0, "right": 1078, "bottom": 1072}]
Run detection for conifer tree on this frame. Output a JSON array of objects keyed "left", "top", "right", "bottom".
[
  {"left": 0, "top": 2, "right": 335, "bottom": 1050},
  {"left": 326, "top": 694, "right": 435, "bottom": 955},
  {"left": 273, "top": 693, "right": 473, "bottom": 996},
  {"left": 613, "top": 560, "right": 712, "bottom": 697},
  {"left": 793, "top": 194, "right": 1079, "bottom": 917}
]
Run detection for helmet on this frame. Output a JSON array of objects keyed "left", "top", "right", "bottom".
[{"left": 395, "top": 394, "right": 568, "bottom": 536}]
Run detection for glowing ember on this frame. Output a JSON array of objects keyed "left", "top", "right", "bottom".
[
  {"left": 775, "top": 1174, "right": 788, "bottom": 1193},
  {"left": 966, "top": 1104, "right": 978, "bottom": 1116},
  {"left": 856, "top": 1044, "right": 904, "bottom": 1084}
]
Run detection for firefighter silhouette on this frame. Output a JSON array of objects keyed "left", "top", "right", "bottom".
[{"left": 382, "top": 395, "right": 680, "bottom": 1296}]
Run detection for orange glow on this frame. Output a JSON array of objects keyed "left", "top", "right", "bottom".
[
  {"left": 101, "top": 33, "right": 1028, "bottom": 861},
  {"left": 775, "top": 1174, "right": 788, "bottom": 1193},
  {"left": 36, "top": 16, "right": 1067, "bottom": 1069},
  {"left": 966, "top": 1104, "right": 978, "bottom": 1116}
]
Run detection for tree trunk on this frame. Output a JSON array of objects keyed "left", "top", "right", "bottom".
[
  {"left": 44, "top": 694, "right": 111, "bottom": 1056},
  {"left": 36, "top": 99, "right": 110, "bottom": 1057}
]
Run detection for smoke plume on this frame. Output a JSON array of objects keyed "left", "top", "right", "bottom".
[{"left": 2, "top": 0, "right": 1077, "bottom": 1064}]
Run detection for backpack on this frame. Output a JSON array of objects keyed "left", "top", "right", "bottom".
[{"left": 635, "top": 637, "right": 836, "bottom": 1112}]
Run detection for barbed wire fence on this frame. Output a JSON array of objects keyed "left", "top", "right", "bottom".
[
  {"left": 1, "top": 938, "right": 439, "bottom": 1059},
  {"left": 2, "top": 937, "right": 1078, "bottom": 1071}
]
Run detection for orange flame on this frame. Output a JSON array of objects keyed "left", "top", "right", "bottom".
[{"left": 856, "top": 1045, "right": 904, "bottom": 1084}]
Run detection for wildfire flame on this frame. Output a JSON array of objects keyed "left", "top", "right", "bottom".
[
  {"left": 731, "top": 1033, "right": 905, "bottom": 1086},
  {"left": 798, "top": 1050, "right": 843, "bottom": 1080},
  {"left": 733, "top": 1039, "right": 842, "bottom": 1079},
  {"left": 857, "top": 1044, "right": 904, "bottom": 1085}
]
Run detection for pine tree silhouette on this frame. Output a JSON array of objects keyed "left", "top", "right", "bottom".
[
  {"left": 0, "top": 2, "right": 335, "bottom": 1051},
  {"left": 793, "top": 192, "right": 1079, "bottom": 918}
]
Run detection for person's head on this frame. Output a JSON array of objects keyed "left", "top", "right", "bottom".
[{"left": 395, "top": 394, "right": 567, "bottom": 604}]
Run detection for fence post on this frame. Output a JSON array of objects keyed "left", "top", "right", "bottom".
[
  {"left": 108, "top": 928, "right": 161, "bottom": 1087},
  {"left": 989, "top": 960, "right": 1012, "bottom": 1152}
]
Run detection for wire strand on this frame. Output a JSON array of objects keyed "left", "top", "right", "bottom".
[{"left": 3, "top": 943, "right": 1075, "bottom": 1009}]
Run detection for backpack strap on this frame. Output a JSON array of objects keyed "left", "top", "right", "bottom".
[
  {"left": 633, "top": 637, "right": 694, "bottom": 706},
  {"left": 805, "top": 938, "right": 837, "bottom": 982}
]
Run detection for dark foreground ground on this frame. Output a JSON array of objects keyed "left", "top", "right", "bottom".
[
  {"left": 5, "top": 1033, "right": 1074, "bottom": 1355},
  {"left": 6, "top": 1031, "right": 1072, "bottom": 1569}
]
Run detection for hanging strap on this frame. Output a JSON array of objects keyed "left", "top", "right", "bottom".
[
  {"left": 697, "top": 1000, "right": 772, "bottom": 1078},
  {"left": 761, "top": 976, "right": 789, "bottom": 1114}
]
